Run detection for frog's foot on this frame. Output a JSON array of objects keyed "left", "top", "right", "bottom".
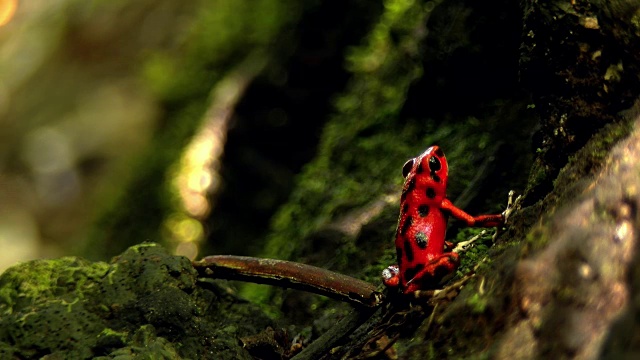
[
  {"left": 452, "top": 230, "right": 487, "bottom": 254},
  {"left": 502, "top": 190, "right": 522, "bottom": 225},
  {"left": 382, "top": 265, "right": 400, "bottom": 288},
  {"left": 491, "top": 190, "right": 522, "bottom": 241}
]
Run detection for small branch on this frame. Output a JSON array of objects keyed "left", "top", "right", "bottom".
[
  {"left": 192, "top": 255, "right": 384, "bottom": 308},
  {"left": 452, "top": 230, "right": 487, "bottom": 254}
]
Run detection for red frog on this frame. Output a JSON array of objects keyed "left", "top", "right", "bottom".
[{"left": 382, "top": 145, "right": 504, "bottom": 294}]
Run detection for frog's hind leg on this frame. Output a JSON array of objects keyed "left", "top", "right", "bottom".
[{"left": 403, "top": 253, "right": 460, "bottom": 294}]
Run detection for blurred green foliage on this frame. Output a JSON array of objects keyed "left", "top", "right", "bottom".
[{"left": 86, "top": 0, "right": 300, "bottom": 259}]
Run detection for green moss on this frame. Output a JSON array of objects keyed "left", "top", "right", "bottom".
[
  {"left": 517, "top": 117, "right": 634, "bottom": 258},
  {"left": 525, "top": 159, "right": 551, "bottom": 195},
  {"left": 524, "top": 227, "right": 547, "bottom": 253},
  {"left": 97, "top": 327, "right": 128, "bottom": 342},
  {"left": 466, "top": 293, "right": 488, "bottom": 314},
  {"left": 454, "top": 228, "right": 495, "bottom": 276},
  {"left": 526, "top": 117, "right": 633, "bottom": 230},
  {"left": 95, "top": 325, "right": 182, "bottom": 360},
  {"left": 632, "top": 10, "right": 640, "bottom": 32},
  {"left": 0, "top": 243, "right": 273, "bottom": 359},
  {"left": 554, "top": 119, "right": 632, "bottom": 188},
  {"left": 0, "top": 257, "right": 109, "bottom": 313},
  {"left": 490, "top": 238, "right": 522, "bottom": 253}
]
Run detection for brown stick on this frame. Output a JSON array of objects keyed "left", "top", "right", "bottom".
[{"left": 192, "top": 255, "right": 384, "bottom": 308}]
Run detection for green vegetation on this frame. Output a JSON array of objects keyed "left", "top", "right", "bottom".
[
  {"left": 87, "top": 0, "right": 298, "bottom": 259},
  {"left": 0, "top": 243, "right": 273, "bottom": 359}
]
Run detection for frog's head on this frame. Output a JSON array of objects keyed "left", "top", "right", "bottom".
[{"left": 401, "top": 145, "right": 448, "bottom": 202}]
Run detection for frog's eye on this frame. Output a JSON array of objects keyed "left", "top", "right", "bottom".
[
  {"left": 428, "top": 156, "right": 441, "bottom": 172},
  {"left": 402, "top": 159, "right": 415, "bottom": 178}
]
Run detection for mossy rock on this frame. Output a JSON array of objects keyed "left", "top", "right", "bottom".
[{"left": 0, "top": 243, "right": 273, "bottom": 359}]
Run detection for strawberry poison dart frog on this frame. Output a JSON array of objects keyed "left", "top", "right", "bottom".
[{"left": 382, "top": 146, "right": 504, "bottom": 294}]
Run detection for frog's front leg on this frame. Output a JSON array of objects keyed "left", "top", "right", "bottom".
[
  {"left": 403, "top": 252, "right": 460, "bottom": 294},
  {"left": 441, "top": 199, "right": 504, "bottom": 227},
  {"left": 450, "top": 191, "right": 522, "bottom": 257}
]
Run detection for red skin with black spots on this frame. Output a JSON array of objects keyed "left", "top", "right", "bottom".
[{"left": 382, "top": 146, "right": 504, "bottom": 294}]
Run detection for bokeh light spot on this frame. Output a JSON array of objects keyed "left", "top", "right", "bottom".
[{"left": 0, "top": 0, "right": 17, "bottom": 27}]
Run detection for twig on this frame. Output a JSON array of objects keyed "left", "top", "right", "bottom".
[
  {"left": 452, "top": 230, "right": 487, "bottom": 253},
  {"left": 192, "top": 255, "right": 384, "bottom": 308}
]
